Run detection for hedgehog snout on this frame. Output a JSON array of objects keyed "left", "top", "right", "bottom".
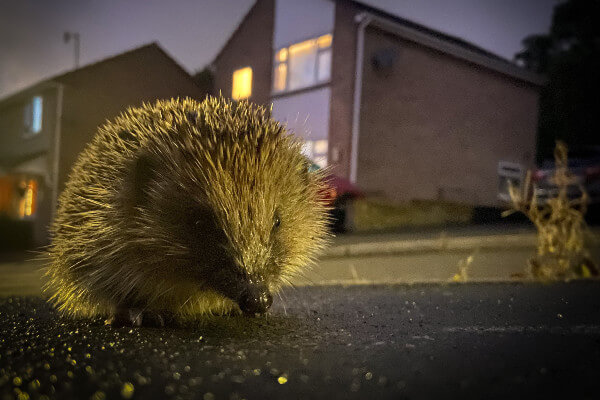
[{"left": 237, "top": 283, "right": 273, "bottom": 316}]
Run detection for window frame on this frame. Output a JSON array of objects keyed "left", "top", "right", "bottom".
[{"left": 272, "top": 33, "right": 333, "bottom": 95}]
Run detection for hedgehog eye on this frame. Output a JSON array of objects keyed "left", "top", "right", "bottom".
[{"left": 273, "top": 212, "right": 281, "bottom": 229}]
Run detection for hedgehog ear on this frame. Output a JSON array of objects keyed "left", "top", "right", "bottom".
[{"left": 122, "top": 152, "right": 159, "bottom": 210}]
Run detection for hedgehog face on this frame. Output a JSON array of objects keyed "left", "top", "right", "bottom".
[
  {"left": 178, "top": 197, "right": 277, "bottom": 315},
  {"left": 125, "top": 145, "right": 325, "bottom": 315}
]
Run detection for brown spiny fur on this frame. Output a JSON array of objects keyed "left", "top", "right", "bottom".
[{"left": 44, "top": 96, "right": 330, "bottom": 320}]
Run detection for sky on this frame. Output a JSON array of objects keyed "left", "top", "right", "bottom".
[{"left": 0, "top": 0, "right": 558, "bottom": 99}]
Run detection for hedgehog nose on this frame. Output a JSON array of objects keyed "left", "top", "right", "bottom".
[{"left": 238, "top": 286, "right": 273, "bottom": 315}]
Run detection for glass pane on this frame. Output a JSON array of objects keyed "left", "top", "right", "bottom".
[
  {"left": 317, "top": 34, "right": 332, "bottom": 49},
  {"left": 288, "top": 39, "right": 317, "bottom": 90},
  {"left": 314, "top": 155, "right": 327, "bottom": 168},
  {"left": 302, "top": 141, "right": 314, "bottom": 159},
  {"left": 276, "top": 48, "right": 288, "bottom": 62},
  {"left": 317, "top": 50, "right": 331, "bottom": 82},
  {"left": 32, "top": 96, "right": 43, "bottom": 133},
  {"left": 273, "top": 63, "right": 287, "bottom": 92},
  {"left": 18, "top": 179, "right": 37, "bottom": 218},
  {"left": 232, "top": 67, "right": 252, "bottom": 100},
  {"left": 314, "top": 139, "right": 328, "bottom": 155}
]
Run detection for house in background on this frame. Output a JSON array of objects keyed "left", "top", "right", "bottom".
[
  {"left": 211, "top": 0, "right": 544, "bottom": 207},
  {"left": 0, "top": 43, "right": 205, "bottom": 247}
]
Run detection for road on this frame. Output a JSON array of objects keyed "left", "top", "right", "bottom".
[{"left": 2, "top": 282, "right": 600, "bottom": 400}]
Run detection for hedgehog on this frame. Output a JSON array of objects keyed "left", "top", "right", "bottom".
[{"left": 44, "top": 96, "right": 330, "bottom": 326}]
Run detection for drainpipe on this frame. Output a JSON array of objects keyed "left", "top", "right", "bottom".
[
  {"left": 349, "top": 12, "right": 372, "bottom": 184},
  {"left": 50, "top": 83, "right": 64, "bottom": 222}
]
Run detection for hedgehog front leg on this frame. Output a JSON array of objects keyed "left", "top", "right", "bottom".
[
  {"left": 106, "top": 308, "right": 143, "bottom": 327},
  {"left": 141, "top": 310, "right": 178, "bottom": 327},
  {"left": 106, "top": 308, "right": 177, "bottom": 327}
]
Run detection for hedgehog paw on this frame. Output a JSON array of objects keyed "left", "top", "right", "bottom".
[
  {"left": 106, "top": 309, "right": 177, "bottom": 328},
  {"left": 142, "top": 310, "right": 178, "bottom": 327},
  {"left": 106, "top": 308, "right": 143, "bottom": 327}
]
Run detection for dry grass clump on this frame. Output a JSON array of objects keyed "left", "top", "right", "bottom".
[{"left": 503, "top": 141, "right": 597, "bottom": 280}]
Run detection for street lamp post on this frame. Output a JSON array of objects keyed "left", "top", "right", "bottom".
[{"left": 63, "top": 31, "right": 80, "bottom": 69}]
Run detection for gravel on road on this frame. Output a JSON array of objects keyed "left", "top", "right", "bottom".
[{"left": 1, "top": 282, "right": 600, "bottom": 400}]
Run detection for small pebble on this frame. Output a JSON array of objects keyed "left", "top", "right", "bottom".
[{"left": 121, "top": 382, "right": 134, "bottom": 399}]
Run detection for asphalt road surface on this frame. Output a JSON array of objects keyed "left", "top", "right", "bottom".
[{"left": 1, "top": 282, "right": 600, "bottom": 400}]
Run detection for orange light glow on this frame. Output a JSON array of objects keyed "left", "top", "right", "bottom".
[
  {"left": 289, "top": 39, "right": 317, "bottom": 56},
  {"left": 232, "top": 67, "right": 252, "bottom": 100},
  {"left": 18, "top": 179, "right": 37, "bottom": 218},
  {"left": 273, "top": 63, "right": 287, "bottom": 92},
  {"left": 277, "top": 48, "right": 288, "bottom": 62},
  {"left": 317, "top": 34, "right": 332, "bottom": 48}
]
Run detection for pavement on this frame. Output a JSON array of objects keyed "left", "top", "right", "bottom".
[
  {"left": 300, "top": 224, "right": 598, "bottom": 285},
  {"left": 1, "top": 224, "right": 599, "bottom": 296},
  {"left": 324, "top": 224, "right": 539, "bottom": 258},
  {"left": 2, "top": 282, "right": 600, "bottom": 400}
]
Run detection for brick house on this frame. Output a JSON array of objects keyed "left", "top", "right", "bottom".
[
  {"left": 0, "top": 43, "right": 205, "bottom": 246},
  {"left": 211, "top": 0, "right": 543, "bottom": 207}
]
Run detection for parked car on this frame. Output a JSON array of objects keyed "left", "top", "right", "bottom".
[
  {"left": 533, "top": 146, "right": 600, "bottom": 205},
  {"left": 309, "top": 162, "right": 363, "bottom": 232}
]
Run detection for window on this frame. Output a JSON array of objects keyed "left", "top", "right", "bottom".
[
  {"left": 18, "top": 179, "right": 38, "bottom": 219},
  {"left": 273, "top": 33, "right": 332, "bottom": 93},
  {"left": 302, "top": 139, "right": 328, "bottom": 168},
  {"left": 24, "top": 96, "right": 43, "bottom": 136},
  {"left": 232, "top": 67, "right": 252, "bottom": 100}
]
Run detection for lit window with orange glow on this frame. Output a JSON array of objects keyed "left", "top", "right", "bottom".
[
  {"left": 18, "top": 179, "right": 37, "bottom": 219},
  {"left": 273, "top": 33, "right": 332, "bottom": 93},
  {"left": 276, "top": 48, "right": 288, "bottom": 62},
  {"left": 232, "top": 67, "right": 252, "bottom": 100},
  {"left": 273, "top": 63, "right": 287, "bottom": 92},
  {"left": 317, "top": 34, "right": 332, "bottom": 48}
]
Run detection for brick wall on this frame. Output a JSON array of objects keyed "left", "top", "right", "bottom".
[
  {"left": 327, "top": 2, "right": 360, "bottom": 179},
  {"left": 56, "top": 45, "right": 205, "bottom": 195},
  {"left": 356, "top": 27, "right": 539, "bottom": 206}
]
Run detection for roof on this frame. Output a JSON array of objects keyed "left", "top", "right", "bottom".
[
  {"left": 349, "top": 1, "right": 510, "bottom": 59},
  {"left": 344, "top": 0, "right": 544, "bottom": 85},
  {"left": 0, "top": 43, "right": 199, "bottom": 104},
  {"left": 210, "top": 0, "right": 543, "bottom": 86},
  {"left": 211, "top": 1, "right": 261, "bottom": 65}
]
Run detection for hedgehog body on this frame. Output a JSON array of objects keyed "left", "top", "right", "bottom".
[{"left": 45, "top": 96, "right": 329, "bottom": 323}]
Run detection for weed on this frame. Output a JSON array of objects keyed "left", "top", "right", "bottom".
[
  {"left": 451, "top": 251, "right": 477, "bottom": 283},
  {"left": 503, "top": 141, "right": 598, "bottom": 280}
]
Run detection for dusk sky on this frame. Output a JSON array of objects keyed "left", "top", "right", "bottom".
[{"left": 0, "top": 0, "right": 558, "bottom": 99}]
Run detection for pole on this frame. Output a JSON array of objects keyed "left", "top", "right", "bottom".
[
  {"left": 63, "top": 31, "right": 80, "bottom": 69},
  {"left": 74, "top": 33, "right": 80, "bottom": 68}
]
